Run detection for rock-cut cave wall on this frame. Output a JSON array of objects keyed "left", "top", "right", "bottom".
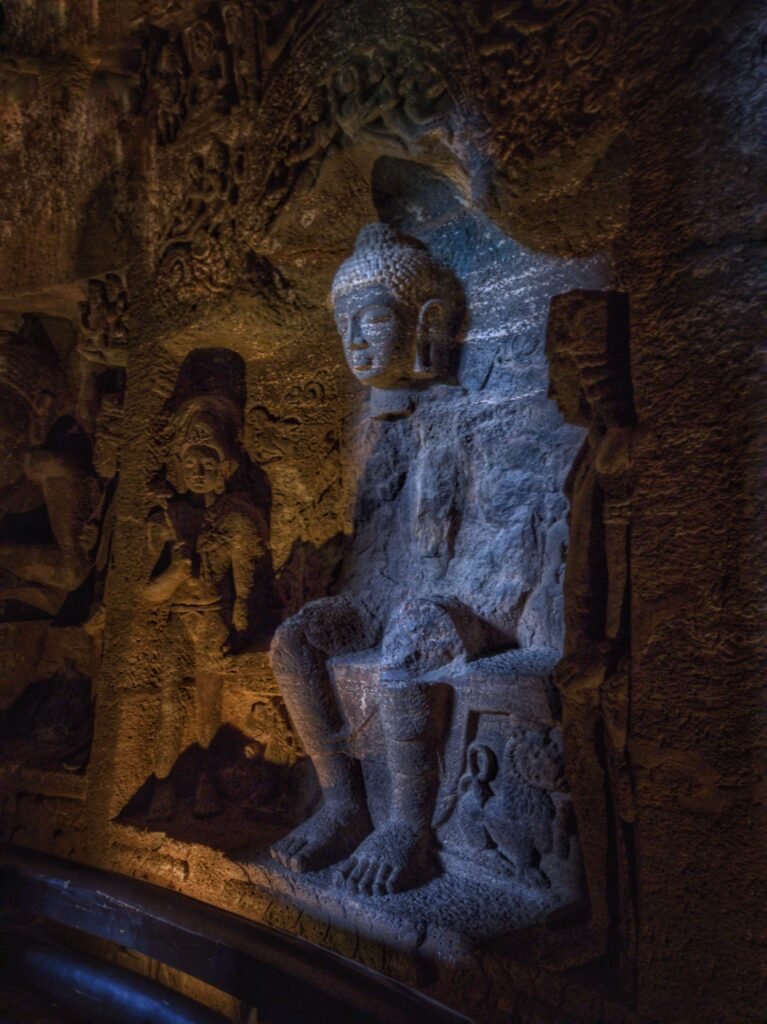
[{"left": 0, "top": 2, "right": 764, "bottom": 1023}]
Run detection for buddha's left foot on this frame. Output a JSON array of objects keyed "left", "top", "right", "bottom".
[{"left": 336, "top": 820, "right": 434, "bottom": 896}]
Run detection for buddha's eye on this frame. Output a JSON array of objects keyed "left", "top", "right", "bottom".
[{"left": 361, "top": 306, "right": 394, "bottom": 326}]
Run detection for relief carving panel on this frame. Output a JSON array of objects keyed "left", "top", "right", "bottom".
[{"left": 141, "top": 355, "right": 271, "bottom": 822}]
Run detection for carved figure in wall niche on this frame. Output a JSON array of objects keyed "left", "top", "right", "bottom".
[
  {"left": 332, "top": 223, "right": 458, "bottom": 391},
  {"left": 270, "top": 226, "right": 467, "bottom": 894},
  {"left": 143, "top": 397, "right": 268, "bottom": 821},
  {"left": 0, "top": 326, "right": 100, "bottom": 617},
  {"left": 76, "top": 274, "right": 129, "bottom": 432},
  {"left": 183, "top": 16, "right": 232, "bottom": 112},
  {"left": 152, "top": 38, "right": 187, "bottom": 145},
  {"left": 546, "top": 289, "right": 636, "bottom": 959}
]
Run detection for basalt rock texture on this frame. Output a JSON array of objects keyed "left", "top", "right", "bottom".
[{"left": 0, "top": 2, "right": 764, "bottom": 1023}]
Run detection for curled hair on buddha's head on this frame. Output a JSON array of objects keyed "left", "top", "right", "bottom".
[{"left": 331, "top": 223, "right": 443, "bottom": 310}]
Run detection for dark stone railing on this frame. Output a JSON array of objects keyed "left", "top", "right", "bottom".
[{"left": 0, "top": 844, "right": 471, "bottom": 1024}]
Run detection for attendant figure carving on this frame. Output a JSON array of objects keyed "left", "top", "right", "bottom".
[
  {"left": 144, "top": 396, "right": 268, "bottom": 821},
  {"left": 183, "top": 17, "right": 231, "bottom": 111},
  {"left": 546, "top": 289, "right": 636, "bottom": 961},
  {"left": 151, "top": 39, "right": 187, "bottom": 145}
]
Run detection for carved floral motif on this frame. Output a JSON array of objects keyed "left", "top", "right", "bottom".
[{"left": 155, "top": 138, "right": 246, "bottom": 306}]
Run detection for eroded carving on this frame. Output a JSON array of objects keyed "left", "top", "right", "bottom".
[
  {"left": 0, "top": 661, "right": 93, "bottom": 772},
  {"left": 463, "top": 0, "right": 624, "bottom": 167},
  {"left": 141, "top": 1, "right": 325, "bottom": 145},
  {"left": 452, "top": 727, "right": 571, "bottom": 888},
  {"left": 0, "top": 323, "right": 102, "bottom": 619},
  {"left": 256, "top": 47, "right": 453, "bottom": 231},
  {"left": 546, "top": 288, "right": 636, "bottom": 958},
  {"left": 143, "top": 390, "right": 269, "bottom": 821},
  {"left": 142, "top": 9, "right": 235, "bottom": 144}
]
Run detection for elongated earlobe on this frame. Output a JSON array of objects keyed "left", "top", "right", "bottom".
[{"left": 414, "top": 299, "right": 444, "bottom": 378}]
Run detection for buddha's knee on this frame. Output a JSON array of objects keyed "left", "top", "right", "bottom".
[
  {"left": 298, "top": 593, "right": 379, "bottom": 655},
  {"left": 271, "top": 595, "right": 372, "bottom": 681},
  {"left": 381, "top": 596, "right": 484, "bottom": 674}
]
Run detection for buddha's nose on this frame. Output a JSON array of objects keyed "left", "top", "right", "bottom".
[{"left": 347, "top": 317, "right": 367, "bottom": 349}]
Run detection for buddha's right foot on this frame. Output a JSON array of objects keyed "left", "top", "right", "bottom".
[{"left": 270, "top": 800, "right": 372, "bottom": 873}]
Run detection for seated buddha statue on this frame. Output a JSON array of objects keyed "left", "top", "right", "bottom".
[{"left": 270, "top": 223, "right": 569, "bottom": 899}]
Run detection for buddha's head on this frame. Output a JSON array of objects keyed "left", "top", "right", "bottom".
[{"left": 331, "top": 223, "right": 458, "bottom": 391}]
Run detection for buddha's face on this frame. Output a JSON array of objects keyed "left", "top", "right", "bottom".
[
  {"left": 334, "top": 285, "right": 418, "bottom": 390},
  {"left": 181, "top": 444, "right": 225, "bottom": 495}
]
